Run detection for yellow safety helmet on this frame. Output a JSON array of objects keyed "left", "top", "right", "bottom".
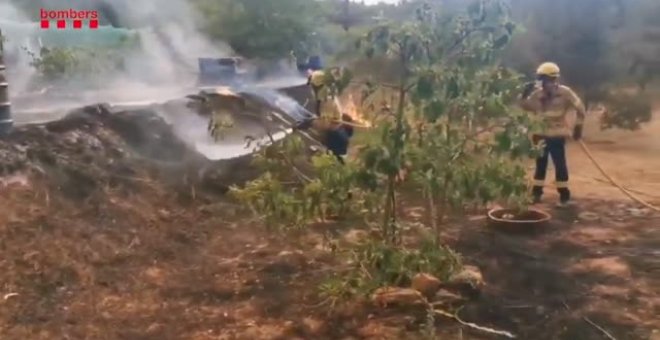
[
  {"left": 536, "top": 62, "right": 560, "bottom": 78},
  {"left": 309, "top": 70, "right": 326, "bottom": 87}
]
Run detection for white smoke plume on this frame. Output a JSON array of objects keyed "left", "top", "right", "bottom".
[
  {"left": 0, "top": 0, "right": 235, "bottom": 110},
  {"left": 0, "top": 1, "right": 36, "bottom": 95},
  {"left": 1, "top": 0, "right": 310, "bottom": 160}
]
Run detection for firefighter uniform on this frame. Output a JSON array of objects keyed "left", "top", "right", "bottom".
[
  {"left": 294, "top": 113, "right": 354, "bottom": 165},
  {"left": 324, "top": 114, "right": 354, "bottom": 164},
  {"left": 521, "top": 62, "right": 586, "bottom": 206},
  {"left": 308, "top": 70, "right": 328, "bottom": 117}
]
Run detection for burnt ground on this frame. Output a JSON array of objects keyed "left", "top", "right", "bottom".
[
  {"left": 0, "top": 105, "right": 658, "bottom": 339},
  {"left": 447, "top": 200, "right": 659, "bottom": 340}
]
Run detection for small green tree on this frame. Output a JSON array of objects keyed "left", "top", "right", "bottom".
[
  {"left": 229, "top": 134, "right": 381, "bottom": 230},
  {"left": 230, "top": 0, "right": 540, "bottom": 298},
  {"left": 356, "top": 0, "right": 538, "bottom": 244}
]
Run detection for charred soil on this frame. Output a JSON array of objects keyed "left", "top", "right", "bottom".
[{"left": 0, "top": 106, "right": 658, "bottom": 339}]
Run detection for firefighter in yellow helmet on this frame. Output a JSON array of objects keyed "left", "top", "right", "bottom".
[
  {"left": 307, "top": 69, "right": 327, "bottom": 117},
  {"left": 520, "top": 62, "right": 586, "bottom": 207}
]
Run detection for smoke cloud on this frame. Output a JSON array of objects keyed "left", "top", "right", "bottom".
[
  {"left": 0, "top": 1, "right": 35, "bottom": 95},
  {"left": 0, "top": 0, "right": 235, "bottom": 110},
  {"left": 1, "top": 0, "right": 310, "bottom": 160}
]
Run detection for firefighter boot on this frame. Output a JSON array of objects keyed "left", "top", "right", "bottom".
[{"left": 557, "top": 188, "right": 572, "bottom": 208}]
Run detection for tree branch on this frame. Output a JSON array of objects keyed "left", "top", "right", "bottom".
[
  {"left": 584, "top": 317, "right": 617, "bottom": 340},
  {"left": 433, "top": 308, "right": 517, "bottom": 339}
]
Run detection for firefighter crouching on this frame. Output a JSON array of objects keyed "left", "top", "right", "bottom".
[
  {"left": 298, "top": 67, "right": 354, "bottom": 163},
  {"left": 295, "top": 113, "right": 354, "bottom": 164},
  {"left": 322, "top": 113, "right": 354, "bottom": 164},
  {"left": 520, "top": 62, "right": 586, "bottom": 207}
]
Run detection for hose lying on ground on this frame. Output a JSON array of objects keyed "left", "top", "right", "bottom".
[
  {"left": 590, "top": 177, "right": 660, "bottom": 200},
  {"left": 578, "top": 140, "right": 660, "bottom": 212}
]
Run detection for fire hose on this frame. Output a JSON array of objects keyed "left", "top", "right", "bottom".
[{"left": 578, "top": 140, "right": 660, "bottom": 212}]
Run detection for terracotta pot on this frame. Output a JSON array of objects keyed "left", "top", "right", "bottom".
[{"left": 487, "top": 207, "right": 551, "bottom": 233}]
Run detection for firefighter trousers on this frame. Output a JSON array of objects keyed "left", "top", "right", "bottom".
[
  {"left": 324, "top": 127, "right": 351, "bottom": 164},
  {"left": 532, "top": 136, "right": 570, "bottom": 202}
]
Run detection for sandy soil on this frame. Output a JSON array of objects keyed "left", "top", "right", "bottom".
[
  {"left": 565, "top": 108, "right": 660, "bottom": 203},
  {"left": 450, "top": 108, "right": 660, "bottom": 339},
  {"left": 0, "top": 104, "right": 658, "bottom": 339}
]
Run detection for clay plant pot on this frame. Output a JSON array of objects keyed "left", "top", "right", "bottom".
[{"left": 487, "top": 207, "right": 551, "bottom": 233}]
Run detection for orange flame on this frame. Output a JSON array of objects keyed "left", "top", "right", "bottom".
[{"left": 340, "top": 94, "right": 372, "bottom": 128}]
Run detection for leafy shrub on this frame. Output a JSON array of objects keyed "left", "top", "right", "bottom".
[
  {"left": 233, "top": 0, "right": 541, "bottom": 300},
  {"left": 25, "top": 46, "right": 127, "bottom": 82},
  {"left": 354, "top": 238, "right": 461, "bottom": 288},
  {"left": 229, "top": 135, "right": 378, "bottom": 230},
  {"left": 601, "top": 92, "right": 653, "bottom": 130},
  {"left": 354, "top": 0, "right": 539, "bottom": 243}
]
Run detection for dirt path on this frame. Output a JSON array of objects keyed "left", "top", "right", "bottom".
[{"left": 552, "top": 109, "right": 660, "bottom": 204}]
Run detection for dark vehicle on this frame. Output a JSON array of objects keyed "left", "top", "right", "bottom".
[
  {"left": 197, "top": 57, "right": 247, "bottom": 87},
  {"left": 296, "top": 55, "right": 323, "bottom": 74}
]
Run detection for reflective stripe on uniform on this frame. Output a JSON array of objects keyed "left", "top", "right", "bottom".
[
  {"left": 556, "top": 181, "right": 569, "bottom": 188},
  {"left": 533, "top": 180, "right": 545, "bottom": 187}
]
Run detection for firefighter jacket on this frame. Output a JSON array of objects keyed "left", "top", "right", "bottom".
[
  {"left": 308, "top": 70, "right": 326, "bottom": 87},
  {"left": 520, "top": 85, "right": 586, "bottom": 138},
  {"left": 308, "top": 70, "right": 332, "bottom": 101}
]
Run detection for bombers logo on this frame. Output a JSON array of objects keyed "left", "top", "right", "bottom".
[{"left": 40, "top": 9, "right": 99, "bottom": 29}]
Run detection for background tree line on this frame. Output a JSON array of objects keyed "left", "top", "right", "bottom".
[
  {"left": 7, "top": 0, "right": 660, "bottom": 102},
  {"left": 191, "top": 0, "right": 659, "bottom": 98}
]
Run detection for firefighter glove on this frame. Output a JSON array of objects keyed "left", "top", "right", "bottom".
[{"left": 522, "top": 81, "right": 536, "bottom": 99}]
